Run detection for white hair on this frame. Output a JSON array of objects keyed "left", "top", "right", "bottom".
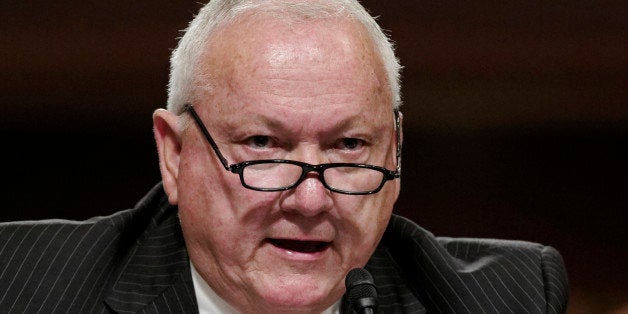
[{"left": 167, "top": 0, "right": 402, "bottom": 114}]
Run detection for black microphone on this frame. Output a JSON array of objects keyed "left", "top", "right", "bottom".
[{"left": 345, "top": 268, "right": 378, "bottom": 314}]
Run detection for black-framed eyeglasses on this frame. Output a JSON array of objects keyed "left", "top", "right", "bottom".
[{"left": 184, "top": 104, "right": 401, "bottom": 195}]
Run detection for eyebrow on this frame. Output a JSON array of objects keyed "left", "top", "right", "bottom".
[{"left": 223, "top": 111, "right": 389, "bottom": 138}]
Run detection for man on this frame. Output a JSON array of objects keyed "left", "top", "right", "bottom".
[{"left": 0, "top": 0, "right": 568, "bottom": 313}]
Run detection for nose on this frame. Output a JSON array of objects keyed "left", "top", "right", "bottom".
[{"left": 280, "top": 171, "right": 333, "bottom": 217}]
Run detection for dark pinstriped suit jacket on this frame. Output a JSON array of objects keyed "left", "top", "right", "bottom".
[{"left": 0, "top": 183, "right": 568, "bottom": 313}]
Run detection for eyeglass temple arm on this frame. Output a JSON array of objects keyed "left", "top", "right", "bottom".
[
  {"left": 394, "top": 109, "right": 402, "bottom": 177},
  {"left": 184, "top": 104, "right": 231, "bottom": 171}
]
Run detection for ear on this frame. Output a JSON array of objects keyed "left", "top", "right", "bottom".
[{"left": 153, "top": 109, "right": 182, "bottom": 205}]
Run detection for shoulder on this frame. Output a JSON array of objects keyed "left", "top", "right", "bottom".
[
  {"left": 384, "top": 215, "right": 562, "bottom": 265},
  {"left": 0, "top": 205, "right": 139, "bottom": 251},
  {"left": 0, "top": 183, "right": 176, "bottom": 312},
  {"left": 0, "top": 183, "right": 171, "bottom": 246},
  {"left": 0, "top": 205, "right": 136, "bottom": 284},
  {"left": 377, "top": 214, "right": 568, "bottom": 313},
  {"left": 0, "top": 214, "right": 117, "bottom": 254}
]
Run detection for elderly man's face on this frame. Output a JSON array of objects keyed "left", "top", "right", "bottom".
[{"left": 156, "top": 14, "right": 400, "bottom": 313}]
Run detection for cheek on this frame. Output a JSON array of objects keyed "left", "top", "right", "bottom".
[
  {"left": 179, "top": 174, "right": 278, "bottom": 243},
  {"left": 176, "top": 146, "right": 280, "bottom": 251},
  {"left": 177, "top": 178, "right": 283, "bottom": 283},
  {"left": 335, "top": 187, "right": 396, "bottom": 264}
]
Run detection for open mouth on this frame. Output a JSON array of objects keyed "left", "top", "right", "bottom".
[{"left": 268, "top": 239, "right": 331, "bottom": 254}]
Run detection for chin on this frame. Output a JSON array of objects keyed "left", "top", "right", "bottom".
[{"left": 254, "top": 275, "right": 340, "bottom": 313}]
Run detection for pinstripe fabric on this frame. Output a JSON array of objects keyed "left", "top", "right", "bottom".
[
  {"left": 0, "top": 184, "right": 197, "bottom": 313},
  {"left": 1, "top": 184, "right": 568, "bottom": 313},
  {"left": 360, "top": 215, "right": 569, "bottom": 313}
]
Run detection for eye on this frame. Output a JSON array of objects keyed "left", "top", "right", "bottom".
[
  {"left": 245, "top": 135, "right": 271, "bottom": 148},
  {"left": 338, "top": 138, "right": 364, "bottom": 150}
]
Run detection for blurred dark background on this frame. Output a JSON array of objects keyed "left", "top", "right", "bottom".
[{"left": 1, "top": 1, "right": 626, "bottom": 312}]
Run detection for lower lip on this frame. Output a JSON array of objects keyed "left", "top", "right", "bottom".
[{"left": 265, "top": 240, "right": 332, "bottom": 261}]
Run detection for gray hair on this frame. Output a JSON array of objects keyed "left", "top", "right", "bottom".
[{"left": 167, "top": 0, "right": 402, "bottom": 114}]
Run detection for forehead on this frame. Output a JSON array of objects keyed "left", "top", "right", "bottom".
[{"left": 194, "top": 12, "right": 391, "bottom": 123}]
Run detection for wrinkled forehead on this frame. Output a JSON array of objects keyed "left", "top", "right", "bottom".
[{"left": 192, "top": 12, "right": 392, "bottom": 115}]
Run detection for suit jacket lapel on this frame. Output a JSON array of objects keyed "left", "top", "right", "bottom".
[
  {"left": 362, "top": 232, "right": 427, "bottom": 313},
  {"left": 104, "top": 195, "right": 198, "bottom": 313}
]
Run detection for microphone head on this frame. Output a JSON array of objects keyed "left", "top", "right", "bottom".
[{"left": 345, "top": 268, "right": 377, "bottom": 311}]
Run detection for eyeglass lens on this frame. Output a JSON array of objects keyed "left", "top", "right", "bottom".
[{"left": 241, "top": 163, "right": 385, "bottom": 193}]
